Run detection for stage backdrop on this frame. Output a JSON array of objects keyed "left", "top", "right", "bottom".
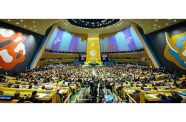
[
  {"left": 146, "top": 21, "right": 186, "bottom": 73},
  {"left": 0, "top": 21, "right": 43, "bottom": 75},
  {"left": 100, "top": 25, "right": 143, "bottom": 52},
  {"left": 46, "top": 27, "right": 87, "bottom": 52}
]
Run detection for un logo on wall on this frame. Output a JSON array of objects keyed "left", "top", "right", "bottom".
[{"left": 90, "top": 50, "right": 97, "bottom": 57}]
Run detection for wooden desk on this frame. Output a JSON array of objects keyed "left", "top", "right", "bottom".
[
  {"left": 70, "top": 85, "right": 77, "bottom": 93},
  {"left": 0, "top": 87, "right": 55, "bottom": 102},
  {"left": 59, "top": 87, "right": 70, "bottom": 95},
  {"left": 141, "top": 89, "right": 186, "bottom": 103},
  {"left": 0, "top": 99, "right": 19, "bottom": 103}
]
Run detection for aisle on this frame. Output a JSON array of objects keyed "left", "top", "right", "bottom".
[{"left": 92, "top": 68, "right": 97, "bottom": 77}]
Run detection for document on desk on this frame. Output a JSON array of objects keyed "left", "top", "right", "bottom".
[
  {"left": 126, "top": 90, "right": 131, "bottom": 92},
  {"left": 37, "top": 93, "right": 48, "bottom": 98},
  {"left": 59, "top": 89, "right": 66, "bottom": 94},
  {"left": 148, "top": 94, "right": 157, "bottom": 98}
]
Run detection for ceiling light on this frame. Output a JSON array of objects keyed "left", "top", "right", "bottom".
[
  {"left": 153, "top": 24, "right": 157, "bottom": 26},
  {"left": 166, "top": 23, "right": 168, "bottom": 25},
  {"left": 16, "top": 22, "right": 19, "bottom": 25},
  {"left": 174, "top": 20, "right": 177, "bottom": 22},
  {"left": 33, "top": 25, "right": 36, "bottom": 28},
  {"left": 154, "top": 28, "right": 156, "bottom": 30},
  {"left": 7, "top": 20, "right": 11, "bottom": 21},
  {"left": 20, "top": 20, "right": 23, "bottom": 22},
  {"left": 159, "top": 25, "right": 161, "bottom": 28}
]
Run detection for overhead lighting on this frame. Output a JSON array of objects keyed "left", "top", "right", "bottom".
[
  {"left": 154, "top": 28, "right": 156, "bottom": 30},
  {"left": 174, "top": 20, "right": 177, "bottom": 22},
  {"left": 30, "top": 28, "right": 32, "bottom": 30},
  {"left": 159, "top": 25, "right": 161, "bottom": 28},
  {"left": 153, "top": 24, "right": 157, "bottom": 26},
  {"left": 7, "top": 20, "right": 11, "bottom": 21},
  {"left": 16, "top": 22, "right": 19, "bottom": 25},
  {"left": 20, "top": 20, "right": 23, "bottom": 22},
  {"left": 23, "top": 25, "right": 27, "bottom": 27}
]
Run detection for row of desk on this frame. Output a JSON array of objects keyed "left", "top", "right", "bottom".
[{"left": 0, "top": 77, "right": 79, "bottom": 103}]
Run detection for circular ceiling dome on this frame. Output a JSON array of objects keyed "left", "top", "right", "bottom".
[{"left": 67, "top": 19, "right": 120, "bottom": 28}]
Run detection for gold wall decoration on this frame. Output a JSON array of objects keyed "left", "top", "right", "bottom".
[{"left": 85, "top": 34, "right": 102, "bottom": 65}]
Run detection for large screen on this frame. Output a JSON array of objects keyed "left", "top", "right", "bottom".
[
  {"left": 101, "top": 54, "right": 108, "bottom": 61},
  {"left": 100, "top": 26, "right": 143, "bottom": 52},
  {"left": 80, "top": 54, "right": 86, "bottom": 61},
  {"left": 46, "top": 27, "right": 87, "bottom": 52}
]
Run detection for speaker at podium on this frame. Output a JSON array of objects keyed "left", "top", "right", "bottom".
[{"left": 89, "top": 61, "right": 98, "bottom": 66}]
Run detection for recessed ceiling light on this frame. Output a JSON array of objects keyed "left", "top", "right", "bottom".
[
  {"left": 33, "top": 25, "right": 36, "bottom": 28},
  {"left": 20, "top": 20, "right": 23, "bottom": 22},
  {"left": 174, "top": 20, "right": 177, "bottom": 22},
  {"left": 16, "top": 22, "right": 19, "bottom": 25},
  {"left": 8, "top": 20, "right": 11, "bottom": 21}
]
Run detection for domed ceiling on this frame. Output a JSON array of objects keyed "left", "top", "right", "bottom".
[
  {"left": 0, "top": 19, "right": 185, "bottom": 36},
  {"left": 67, "top": 19, "right": 120, "bottom": 28}
]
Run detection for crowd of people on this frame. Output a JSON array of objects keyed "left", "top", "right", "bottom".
[{"left": 1, "top": 63, "right": 186, "bottom": 103}]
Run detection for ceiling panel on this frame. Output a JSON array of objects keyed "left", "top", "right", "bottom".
[
  {"left": 131, "top": 19, "right": 185, "bottom": 34},
  {"left": 0, "top": 19, "right": 185, "bottom": 36},
  {"left": 0, "top": 19, "right": 60, "bottom": 35}
]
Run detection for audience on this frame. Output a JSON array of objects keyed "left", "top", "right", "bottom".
[
  {"left": 29, "top": 91, "right": 39, "bottom": 103},
  {"left": 169, "top": 90, "right": 183, "bottom": 103},
  {"left": 1, "top": 63, "right": 186, "bottom": 103},
  {"left": 158, "top": 92, "right": 172, "bottom": 103}
]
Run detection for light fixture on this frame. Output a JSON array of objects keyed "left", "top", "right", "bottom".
[
  {"left": 153, "top": 24, "right": 157, "bottom": 26},
  {"left": 30, "top": 28, "right": 32, "bottom": 30},
  {"left": 20, "top": 20, "right": 23, "bottom": 22},
  {"left": 174, "top": 20, "right": 177, "bottom": 22},
  {"left": 154, "top": 28, "right": 156, "bottom": 30},
  {"left": 7, "top": 20, "right": 11, "bottom": 21},
  {"left": 159, "top": 25, "right": 161, "bottom": 28},
  {"left": 16, "top": 22, "right": 19, "bottom": 25}
]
